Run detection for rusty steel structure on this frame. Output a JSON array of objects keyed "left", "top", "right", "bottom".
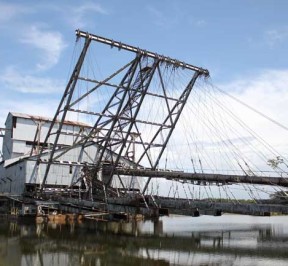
[
  {"left": 30, "top": 30, "right": 288, "bottom": 217},
  {"left": 36, "top": 30, "right": 209, "bottom": 190}
]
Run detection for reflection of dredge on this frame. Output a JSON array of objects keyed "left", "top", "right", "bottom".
[{"left": 3, "top": 220, "right": 288, "bottom": 266}]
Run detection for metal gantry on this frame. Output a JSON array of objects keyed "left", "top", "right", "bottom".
[
  {"left": 36, "top": 30, "right": 208, "bottom": 194},
  {"left": 32, "top": 30, "right": 288, "bottom": 218}
]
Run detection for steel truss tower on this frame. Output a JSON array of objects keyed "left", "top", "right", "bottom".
[{"left": 36, "top": 30, "right": 209, "bottom": 194}]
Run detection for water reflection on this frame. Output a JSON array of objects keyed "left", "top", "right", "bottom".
[{"left": 1, "top": 215, "right": 288, "bottom": 266}]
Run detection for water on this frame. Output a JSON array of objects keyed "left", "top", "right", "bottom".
[{"left": 1, "top": 214, "right": 288, "bottom": 266}]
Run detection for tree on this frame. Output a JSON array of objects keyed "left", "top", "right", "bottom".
[{"left": 267, "top": 156, "right": 284, "bottom": 169}]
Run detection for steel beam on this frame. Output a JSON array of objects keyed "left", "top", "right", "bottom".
[
  {"left": 105, "top": 58, "right": 161, "bottom": 186},
  {"left": 112, "top": 167, "right": 288, "bottom": 188},
  {"left": 75, "top": 29, "right": 209, "bottom": 76},
  {"left": 140, "top": 71, "right": 200, "bottom": 193},
  {"left": 38, "top": 37, "right": 92, "bottom": 191},
  {"left": 77, "top": 76, "right": 180, "bottom": 102}
]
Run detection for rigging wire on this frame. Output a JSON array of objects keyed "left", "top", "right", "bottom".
[
  {"left": 65, "top": 38, "right": 288, "bottom": 202},
  {"left": 211, "top": 81, "right": 288, "bottom": 132}
]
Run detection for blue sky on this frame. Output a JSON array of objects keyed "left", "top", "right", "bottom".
[{"left": 1, "top": 0, "right": 288, "bottom": 155}]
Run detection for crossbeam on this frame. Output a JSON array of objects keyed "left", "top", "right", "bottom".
[
  {"left": 69, "top": 108, "right": 172, "bottom": 128},
  {"left": 77, "top": 76, "right": 180, "bottom": 102},
  {"left": 76, "top": 29, "right": 209, "bottom": 76},
  {"left": 112, "top": 167, "right": 288, "bottom": 188}
]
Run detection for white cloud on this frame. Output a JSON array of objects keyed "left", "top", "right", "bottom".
[
  {"left": 146, "top": 6, "right": 177, "bottom": 29},
  {"left": 265, "top": 28, "right": 288, "bottom": 47},
  {"left": 76, "top": 2, "right": 107, "bottom": 15},
  {"left": 0, "top": 2, "right": 32, "bottom": 22},
  {"left": 227, "top": 69, "right": 288, "bottom": 152},
  {"left": 20, "top": 26, "right": 67, "bottom": 70},
  {"left": 0, "top": 67, "right": 64, "bottom": 94},
  {"left": 195, "top": 19, "right": 207, "bottom": 27},
  {"left": 221, "top": 69, "right": 288, "bottom": 120},
  {"left": 66, "top": 3, "right": 108, "bottom": 28}
]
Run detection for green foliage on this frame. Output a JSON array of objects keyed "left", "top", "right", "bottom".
[{"left": 267, "top": 156, "right": 284, "bottom": 169}]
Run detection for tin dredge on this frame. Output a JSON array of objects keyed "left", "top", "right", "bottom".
[{"left": 1, "top": 30, "right": 288, "bottom": 224}]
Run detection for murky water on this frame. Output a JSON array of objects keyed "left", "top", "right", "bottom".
[{"left": 1, "top": 214, "right": 288, "bottom": 266}]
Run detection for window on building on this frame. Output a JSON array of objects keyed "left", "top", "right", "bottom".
[{"left": 69, "top": 165, "right": 73, "bottom": 174}]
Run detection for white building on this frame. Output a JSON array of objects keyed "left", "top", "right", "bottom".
[
  {"left": 0, "top": 112, "right": 137, "bottom": 195},
  {"left": 0, "top": 112, "right": 94, "bottom": 194},
  {"left": 2, "top": 112, "right": 91, "bottom": 160}
]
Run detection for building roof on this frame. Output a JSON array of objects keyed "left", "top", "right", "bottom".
[{"left": 8, "top": 112, "right": 91, "bottom": 127}]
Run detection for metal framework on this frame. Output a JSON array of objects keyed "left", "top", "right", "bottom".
[
  {"left": 112, "top": 167, "right": 288, "bottom": 188},
  {"left": 32, "top": 29, "right": 288, "bottom": 212},
  {"left": 75, "top": 30, "right": 209, "bottom": 76},
  {"left": 35, "top": 30, "right": 208, "bottom": 194}
]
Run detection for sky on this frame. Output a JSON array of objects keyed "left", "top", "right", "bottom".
[{"left": 1, "top": 0, "right": 288, "bottom": 166}]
